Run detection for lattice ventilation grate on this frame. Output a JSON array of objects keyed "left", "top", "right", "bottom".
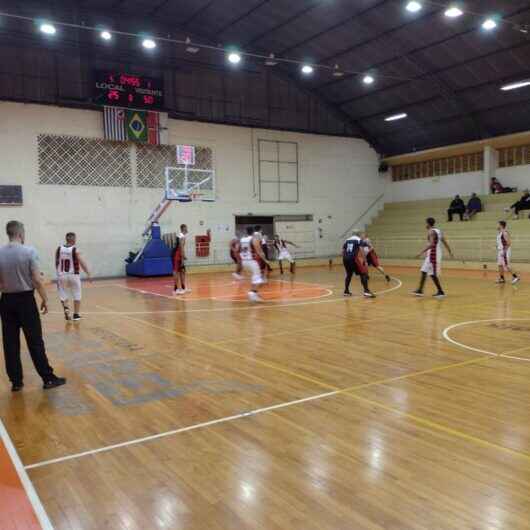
[
  {"left": 38, "top": 134, "right": 132, "bottom": 187},
  {"left": 137, "top": 144, "right": 213, "bottom": 188}
]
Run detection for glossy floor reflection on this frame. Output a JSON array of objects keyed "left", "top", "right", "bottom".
[{"left": 1, "top": 266, "right": 529, "bottom": 530}]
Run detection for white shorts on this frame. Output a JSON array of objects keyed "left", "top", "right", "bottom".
[
  {"left": 278, "top": 250, "right": 294, "bottom": 263},
  {"left": 421, "top": 252, "right": 442, "bottom": 277},
  {"left": 497, "top": 248, "right": 512, "bottom": 271},
  {"left": 242, "top": 259, "right": 264, "bottom": 285},
  {"left": 57, "top": 274, "right": 82, "bottom": 302}
]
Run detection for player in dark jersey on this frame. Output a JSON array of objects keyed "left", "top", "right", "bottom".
[
  {"left": 343, "top": 233, "right": 375, "bottom": 298},
  {"left": 254, "top": 226, "right": 272, "bottom": 280}
]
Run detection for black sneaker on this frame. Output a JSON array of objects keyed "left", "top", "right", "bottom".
[
  {"left": 72, "top": 314, "right": 82, "bottom": 322},
  {"left": 343, "top": 291, "right": 352, "bottom": 297},
  {"left": 43, "top": 376, "right": 67, "bottom": 390},
  {"left": 11, "top": 383, "right": 24, "bottom": 392},
  {"left": 363, "top": 291, "right": 376, "bottom": 298},
  {"left": 63, "top": 307, "right": 70, "bottom": 321},
  {"left": 412, "top": 290, "right": 424, "bottom": 297},
  {"left": 385, "top": 275, "right": 391, "bottom": 282},
  {"left": 433, "top": 292, "right": 446, "bottom": 299}
]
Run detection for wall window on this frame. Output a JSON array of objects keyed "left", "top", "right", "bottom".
[
  {"left": 258, "top": 139, "right": 299, "bottom": 203},
  {"left": 391, "top": 151, "right": 483, "bottom": 182}
]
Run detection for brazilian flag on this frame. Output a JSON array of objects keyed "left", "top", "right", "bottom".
[{"left": 126, "top": 110, "right": 148, "bottom": 143}]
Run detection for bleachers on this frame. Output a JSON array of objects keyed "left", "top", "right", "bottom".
[{"left": 367, "top": 192, "right": 530, "bottom": 263}]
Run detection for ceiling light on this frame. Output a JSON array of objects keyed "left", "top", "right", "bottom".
[
  {"left": 500, "top": 80, "right": 530, "bottom": 91},
  {"left": 265, "top": 53, "right": 278, "bottom": 66},
  {"left": 100, "top": 30, "right": 112, "bottom": 41},
  {"left": 363, "top": 74, "right": 375, "bottom": 85},
  {"left": 40, "top": 23, "right": 56, "bottom": 35},
  {"left": 333, "top": 64, "right": 344, "bottom": 77},
  {"left": 482, "top": 18, "right": 497, "bottom": 30},
  {"left": 385, "top": 113, "right": 408, "bottom": 122},
  {"left": 142, "top": 38, "right": 156, "bottom": 49},
  {"left": 228, "top": 52, "right": 242, "bottom": 64},
  {"left": 444, "top": 6, "right": 463, "bottom": 18},
  {"left": 406, "top": 2, "right": 422, "bottom": 13},
  {"left": 301, "top": 64, "right": 314, "bottom": 75}
]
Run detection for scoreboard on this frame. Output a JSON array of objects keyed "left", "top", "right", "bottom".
[{"left": 93, "top": 71, "right": 164, "bottom": 110}]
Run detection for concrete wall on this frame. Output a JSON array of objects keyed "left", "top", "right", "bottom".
[
  {"left": 385, "top": 145, "right": 530, "bottom": 203},
  {"left": 0, "top": 101, "right": 382, "bottom": 277}
]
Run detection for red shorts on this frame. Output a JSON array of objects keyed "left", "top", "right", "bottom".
[
  {"left": 366, "top": 250, "right": 380, "bottom": 268},
  {"left": 173, "top": 251, "right": 185, "bottom": 272},
  {"left": 230, "top": 251, "right": 241, "bottom": 265}
]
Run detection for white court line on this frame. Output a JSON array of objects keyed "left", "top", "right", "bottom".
[
  {"left": 443, "top": 318, "right": 530, "bottom": 363},
  {"left": 0, "top": 419, "right": 55, "bottom": 529},
  {"left": 50, "top": 278, "right": 403, "bottom": 315},
  {"left": 212, "top": 288, "right": 333, "bottom": 303},
  {"left": 25, "top": 390, "right": 339, "bottom": 470}
]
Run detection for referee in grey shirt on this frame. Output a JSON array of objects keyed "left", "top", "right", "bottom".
[{"left": 0, "top": 221, "right": 65, "bottom": 392}]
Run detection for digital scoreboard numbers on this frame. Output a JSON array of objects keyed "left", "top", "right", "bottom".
[{"left": 94, "top": 71, "right": 164, "bottom": 110}]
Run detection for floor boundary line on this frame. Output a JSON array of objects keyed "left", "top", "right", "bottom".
[
  {"left": 0, "top": 419, "right": 55, "bottom": 529},
  {"left": 25, "top": 390, "right": 340, "bottom": 470}
]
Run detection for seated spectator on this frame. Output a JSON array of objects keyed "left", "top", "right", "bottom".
[
  {"left": 507, "top": 190, "right": 530, "bottom": 218},
  {"left": 464, "top": 193, "right": 482, "bottom": 220},
  {"left": 490, "top": 177, "right": 516, "bottom": 194},
  {"left": 447, "top": 194, "right": 465, "bottom": 222}
]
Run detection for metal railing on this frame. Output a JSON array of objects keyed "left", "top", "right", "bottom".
[{"left": 339, "top": 193, "right": 385, "bottom": 240}]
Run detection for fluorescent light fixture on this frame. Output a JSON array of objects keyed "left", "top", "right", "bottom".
[
  {"left": 228, "top": 52, "right": 242, "bottom": 64},
  {"left": 40, "top": 23, "right": 56, "bottom": 35},
  {"left": 385, "top": 113, "right": 408, "bottom": 122},
  {"left": 406, "top": 1, "right": 422, "bottom": 13},
  {"left": 142, "top": 38, "right": 156, "bottom": 49},
  {"left": 444, "top": 6, "right": 463, "bottom": 18},
  {"left": 363, "top": 74, "right": 375, "bottom": 85},
  {"left": 301, "top": 64, "right": 314, "bottom": 75},
  {"left": 482, "top": 18, "right": 497, "bottom": 30},
  {"left": 500, "top": 80, "right": 530, "bottom": 91},
  {"left": 100, "top": 30, "right": 112, "bottom": 41}
]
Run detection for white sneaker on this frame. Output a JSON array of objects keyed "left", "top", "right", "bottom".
[
  {"left": 512, "top": 277, "right": 520, "bottom": 284},
  {"left": 495, "top": 278, "right": 506, "bottom": 284},
  {"left": 174, "top": 289, "right": 185, "bottom": 295},
  {"left": 184, "top": 288, "right": 192, "bottom": 293},
  {"left": 232, "top": 273, "right": 243, "bottom": 280},
  {"left": 247, "top": 291, "right": 263, "bottom": 302}
]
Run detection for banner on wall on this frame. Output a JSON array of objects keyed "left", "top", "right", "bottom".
[{"left": 103, "top": 107, "right": 167, "bottom": 145}]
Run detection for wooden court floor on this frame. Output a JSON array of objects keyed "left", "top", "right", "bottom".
[{"left": 1, "top": 266, "right": 530, "bottom": 530}]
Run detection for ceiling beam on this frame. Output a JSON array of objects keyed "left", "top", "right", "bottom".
[
  {"left": 316, "top": 4, "right": 530, "bottom": 91},
  {"left": 214, "top": 0, "right": 272, "bottom": 37},
  {"left": 334, "top": 39, "right": 530, "bottom": 108},
  {"left": 243, "top": 0, "right": 324, "bottom": 49},
  {"left": 275, "top": 0, "right": 389, "bottom": 58}
]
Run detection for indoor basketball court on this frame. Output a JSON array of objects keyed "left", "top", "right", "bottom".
[{"left": 1, "top": 1, "right": 530, "bottom": 529}]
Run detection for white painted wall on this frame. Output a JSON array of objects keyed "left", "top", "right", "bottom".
[
  {"left": 0, "top": 101, "right": 382, "bottom": 277},
  {"left": 384, "top": 171, "right": 484, "bottom": 203},
  {"left": 496, "top": 165, "right": 530, "bottom": 192}
]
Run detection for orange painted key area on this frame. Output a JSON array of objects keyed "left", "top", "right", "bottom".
[
  {"left": 0, "top": 438, "right": 43, "bottom": 530},
  {"left": 124, "top": 276, "right": 332, "bottom": 302}
]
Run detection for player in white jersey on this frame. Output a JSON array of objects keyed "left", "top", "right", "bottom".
[
  {"left": 413, "top": 218, "right": 453, "bottom": 298},
  {"left": 273, "top": 235, "right": 299, "bottom": 274},
  {"left": 496, "top": 221, "right": 519, "bottom": 284},
  {"left": 240, "top": 226, "right": 269, "bottom": 302},
  {"left": 55, "top": 232, "right": 91, "bottom": 321}
]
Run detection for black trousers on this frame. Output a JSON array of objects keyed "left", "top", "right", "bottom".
[
  {"left": 511, "top": 201, "right": 530, "bottom": 215},
  {"left": 447, "top": 207, "right": 465, "bottom": 221},
  {"left": 0, "top": 291, "right": 54, "bottom": 384}
]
